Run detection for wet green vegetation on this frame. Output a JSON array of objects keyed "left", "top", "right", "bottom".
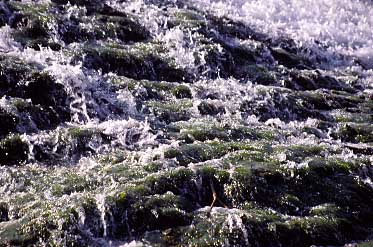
[{"left": 0, "top": 0, "right": 372, "bottom": 246}]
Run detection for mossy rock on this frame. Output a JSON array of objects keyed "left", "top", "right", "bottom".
[
  {"left": 0, "top": 202, "right": 9, "bottom": 222},
  {"left": 0, "top": 55, "right": 34, "bottom": 95},
  {"left": 82, "top": 43, "right": 192, "bottom": 83},
  {"left": 0, "top": 57, "right": 69, "bottom": 114},
  {"left": 171, "top": 85, "right": 192, "bottom": 99},
  {"left": 175, "top": 122, "right": 275, "bottom": 143},
  {"left": 336, "top": 124, "right": 373, "bottom": 143},
  {"left": 9, "top": 2, "right": 59, "bottom": 49},
  {"left": 169, "top": 8, "right": 207, "bottom": 29},
  {"left": 0, "top": 2, "right": 12, "bottom": 27},
  {"left": 270, "top": 47, "right": 311, "bottom": 69},
  {"left": 198, "top": 101, "right": 225, "bottom": 116},
  {"left": 245, "top": 64, "right": 277, "bottom": 85},
  {"left": 13, "top": 98, "right": 67, "bottom": 131},
  {"left": 127, "top": 193, "right": 194, "bottom": 234},
  {"left": 283, "top": 144, "right": 326, "bottom": 163},
  {"left": 0, "top": 219, "right": 33, "bottom": 246},
  {"left": 239, "top": 88, "right": 323, "bottom": 122},
  {"left": 0, "top": 135, "right": 28, "bottom": 166},
  {"left": 147, "top": 100, "right": 193, "bottom": 123},
  {"left": 287, "top": 69, "right": 347, "bottom": 91},
  {"left": 164, "top": 141, "right": 262, "bottom": 166},
  {"left": 51, "top": 172, "right": 96, "bottom": 196},
  {"left": 0, "top": 109, "right": 19, "bottom": 138},
  {"left": 61, "top": 13, "right": 150, "bottom": 44}
]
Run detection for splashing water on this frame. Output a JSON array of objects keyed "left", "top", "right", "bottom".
[
  {"left": 192, "top": 0, "right": 373, "bottom": 67},
  {"left": 0, "top": 0, "right": 372, "bottom": 246}
]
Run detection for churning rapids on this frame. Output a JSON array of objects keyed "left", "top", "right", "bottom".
[{"left": 0, "top": 0, "right": 372, "bottom": 246}]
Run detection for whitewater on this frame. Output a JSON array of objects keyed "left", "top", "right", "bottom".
[{"left": 0, "top": 0, "right": 372, "bottom": 246}]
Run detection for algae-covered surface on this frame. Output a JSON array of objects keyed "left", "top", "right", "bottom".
[{"left": 0, "top": 0, "right": 372, "bottom": 246}]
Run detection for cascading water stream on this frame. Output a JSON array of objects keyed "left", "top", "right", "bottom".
[{"left": 0, "top": 0, "right": 372, "bottom": 246}]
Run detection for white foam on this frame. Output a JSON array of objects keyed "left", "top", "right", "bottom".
[{"left": 191, "top": 0, "right": 373, "bottom": 69}]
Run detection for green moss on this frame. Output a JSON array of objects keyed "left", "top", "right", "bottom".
[
  {"left": 279, "top": 144, "right": 326, "bottom": 162},
  {"left": 20, "top": 204, "right": 81, "bottom": 246},
  {"left": 147, "top": 100, "right": 193, "bottom": 113},
  {"left": 108, "top": 76, "right": 138, "bottom": 91},
  {"left": 164, "top": 141, "right": 262, "bottom": 165},
  {"left": 103, "top": 162, "right": 147, "bottom": 182},
  {"left": 143, "top": 80, "right": 173, "bottom": 92},
  {"left": 176, "top": 122, "right": 275, "bottom": 142},
  {"left": 68, "top": 127, "right": 98, "bottom": 139},
  {"left": 171, "top": 9, "right": 206, "bottom": 28},
  {"left": 272, "top": 216, "right": 350, "bottom": 246},
  {"left": 51, "top": 172, "right": 95, "bottom": 196},
  {"left": 171, "top": 85, "right": 192, "bottom": 99},
  {"left": 11, "top": 99, "right": 29, "bottom": 111},
  {"left": 84, "top": 42, "right": 189, "bottom": 82},
  {"left": 358, "top": 241, "right": 373, "bottom": 247},
  {"left": 309, "top": 203, "right": 340, "bottom": 217},
  {"left": 245, "top": 64, "right": 276, "bottom": 85},
  {"left": 10, "top": 2, "right": 57, "bottom": 48},
  {"left": 0, "top": 219, "right": 31, "bottom": 246},
  {"left": 99, "top": 151, "right": 127, "bottom": 165},
  {"left": 144, "top": 162, "right": 163, "bottom": 173},
  {"left": 232, "top": 166, "right": 252, "bottom": 181},
  {"left": 224, "top": 150, "right": 271, "bottom": 165},
  {"left": 144, "top": 168, "right": 195, "bottom": 194},
  {"left": 10, "top": 2, "right": 51, "bottom": 20},
  {"left": 118, "top": 184, "right": 151, "bottom": 200},
  {"left": 337, "top": 124, "right": 373, "bottom": 143},
  {"left": 333, "top": 111, "right": 372, "bottom": 123},
  {"left": 198, "top": 166, "right": 230, "bottom": 183}
]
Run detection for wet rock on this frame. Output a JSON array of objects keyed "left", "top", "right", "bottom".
[
  {"left": 198, "top": 101, "right": 225, "bottom": 116},
  {"left": 239, "top": 87, "right": 365, "bottom": 122},
  {"left": 246, "top": 65, "right": 277, "bottom": 86},
  {"left": 239, "top": 90, "right": 321, "bottom": 122},
  {"left": 164, "top": 141, "right": 259, "bottom": 166},
  {"left": 0, "top": 55, "right": 32, "bottom": 96},
  {"left": 51, "top": 0, "right": 99, "bottom": 6},
  {"left": 124, "top": 193, "right": 193, "bottom": 235},
  {"left": 32, "top": 127, "right": 109, "bottom": 164},
  {"left": 201, "top": 41, "right": 259, "bottom": 80},
  {"left": 270, "top": 47, "right": 311, "bottom": 69},
  {"left": 286, "top": 70, "right": 349, "bottom": 91},
  {"left": 0, "top": 135, "right": 29, "bottom": 166},
  {"left": 169, "top": 8, "right": 207, "bottom": 29},
  {"left": 207, "top": 15, "right": 265, "bottom": 41},
  {"left": 0, "top": 1, "right": 372, "bottom": 246},
  {"left": 0, "top": 57, "right": 70, "bottom": 129},
  {"left": 148, "top": 100, "right": 192, "bottom": 123},
  {"left": 175, "top": 122, "right": 274, "bottom": 143},
  {"left": 83, "top": 44, "right": 192, "bottom": 82},
  {"left": 172, "top": 85, "right": 192, "bottom": 99},
  {"left": 9, "top": 2, "right": 59, "bottom": 50},
  {"left": 15, "top": 101, "right": 64, "bottom": 131},
  {"left": 60, "top": 13, "right": 150, "bottom": 44},
  {"left": 334, "top": 124, "right": 373, "bottom": 143},
  {"left": 0, "top": 109, "right": 19, "bottom": 138},
  {"left": 0, "top": 202, "right": 9, "bottom": 222},
  {"left": 0, "top": 2, "right": 12, "bottom": 27}
]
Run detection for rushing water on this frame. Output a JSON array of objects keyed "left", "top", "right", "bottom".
[{"left": 0, "top": 0, "right": 372, "bottom": 246}]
